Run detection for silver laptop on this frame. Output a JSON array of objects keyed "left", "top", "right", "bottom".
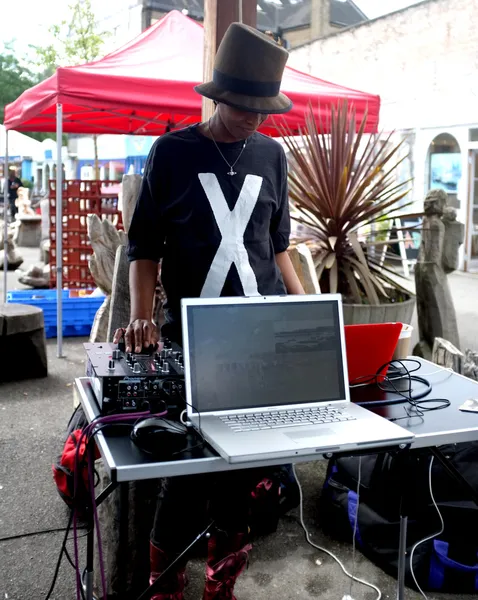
[{"left": 181, "top": 294, "right": 414, "bottom": 464}]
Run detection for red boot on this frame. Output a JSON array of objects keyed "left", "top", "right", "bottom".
[
  {"left": 149, "top": 541, "right": 188, "bottom": 600},
  {"left": 203, "top": 531, "right": 252, "bottom": 600}
]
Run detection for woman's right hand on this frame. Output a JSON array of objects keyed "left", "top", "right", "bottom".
[{"left": 113, "top": 319, "right": 159, "bottom": 353}]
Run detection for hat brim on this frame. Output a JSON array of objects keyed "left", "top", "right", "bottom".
[{"left": 195, "top": 81, "right": 293, "bottom": 115}]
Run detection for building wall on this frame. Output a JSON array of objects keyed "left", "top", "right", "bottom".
[
  {"left": 93, "top": 0, "right": 143, "bottom": 54},
  {"left": 289, "top": 0, "right": 478, "bottom": 268},
  {"left": 283, "top": 22, "right": 341, "bottom": 48},
  {"left": 149, "top": 7, "right": 341, "bottom": 48},
  {"left": 289, "top": 0, "right": 478, "bottom": 133}
]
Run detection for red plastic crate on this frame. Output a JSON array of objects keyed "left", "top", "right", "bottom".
[
  {"left": 49, "top": 179, "right": 104, "bottom": 198},
  {"left": 48, "top": 179, "right": 123, "bottom": 289},
  {"left": 50, "top": 231, "right": 90, "bottom": 248},
  {"left": 49, "top": 197, "right": 102, "bottom": 219},
  {"left": 50, "top": 263, "right": 95, "bottom": 289},
  {"left": 50, "top": 246, "right": 91, "bottom": 266}
]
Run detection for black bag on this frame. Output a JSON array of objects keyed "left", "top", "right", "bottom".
[
  {"left": 249, "top": 464, "right": 300, "bottom": 537},
  {"left": 320, "top": 443, "right": 478, "bottom": 593}
]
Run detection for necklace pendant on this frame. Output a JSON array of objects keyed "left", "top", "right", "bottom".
[{"left": 227, "top": 169, "right": 237, "bottom": 176}]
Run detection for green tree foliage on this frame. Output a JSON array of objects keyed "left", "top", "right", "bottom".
[
  {"left": 0, "top": 42, "right": 52, "bottom": 141},
  {"left": 34, "top": 0, "right": 110, "bottom": 174},
  {"left": 35, "top": 0, "right": 109, "bottom": 69}
]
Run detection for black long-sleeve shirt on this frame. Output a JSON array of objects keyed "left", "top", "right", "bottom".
[{"left": 128, "top": 125, "right": 290, "bottom": 341}]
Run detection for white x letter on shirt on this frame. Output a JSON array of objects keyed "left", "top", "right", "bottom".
[{"left": 198, "top": 173, "right": 263, "bottom": 297}]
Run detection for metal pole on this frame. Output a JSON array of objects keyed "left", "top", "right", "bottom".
[
  {"left": 238, "top": 0, "right": 243, "bottom": 23},
  {"left": 56, "top": 103, "right": 64, "bottom": 358},
  {"left": 3, "top": 130, "right": 9, "bottom": 302},
  {"left": 397, "top": 516, "right": 407, "bottom": 600}
]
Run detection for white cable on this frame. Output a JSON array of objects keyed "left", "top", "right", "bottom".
[
  {"left": 292, "top": 463, "right": 381, "bottom": 600},
  {"left": 421, "top": 367, "right": 454, "bottom": 379},
  {"left": 409, "top": 456, "right": 445, "bottom": 600}
]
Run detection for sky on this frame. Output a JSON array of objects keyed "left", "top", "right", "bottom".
[{"left": 2, "top": 0, "right": 425, "bottom": 56}]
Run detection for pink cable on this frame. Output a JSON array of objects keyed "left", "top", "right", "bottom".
[{"left": 74, "top": 409, "right": 168, "bottom": 597}]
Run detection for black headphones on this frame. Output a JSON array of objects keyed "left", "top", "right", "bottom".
[{"left": 130, "top": 416, "right": 190, "bottom": 460}]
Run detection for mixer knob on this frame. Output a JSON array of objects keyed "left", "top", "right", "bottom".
[
  {"left": 112, "top": 349, "right": 121, "bottom": 360},
  {"left": 163, "top": 338, "right": 172, "bottom": 349},
  {"left": 162, "top": 362, "right": 170, "bottom": 374},
  {"left": 108, "top": 359, "right": 115, "bottom": 371},
  {"left": 126, "top": 352, "right": 133, "bottom": 363},
  {"left": 160, "top": 349, "right": 168, "bottom": 359},
  {"left": 133, "top": 363, "right": 141, "bottom": 374}
]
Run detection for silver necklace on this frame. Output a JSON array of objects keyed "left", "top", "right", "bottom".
[{"left": 208, "top": 120, "right": 247, "bottom": 176}]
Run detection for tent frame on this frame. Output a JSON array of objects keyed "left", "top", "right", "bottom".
[
  {"left": 56, "top": 104, "right": 63, "bottom": 357},
  {"left": 3, "top": 132, "right": 8, "bottom": 291},
  {"left": 4, "top": 103, "right": 185, "bottom": 358},
  {"left": 3, "top": 10, "right": 380, "bottom": 358},
  {"left": 3, "top": 105, "right": 64, "bottom": 358}
]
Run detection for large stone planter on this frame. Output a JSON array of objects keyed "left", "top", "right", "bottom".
[{"left": 343, "top": 296, "right": 416, "bottom": 325}]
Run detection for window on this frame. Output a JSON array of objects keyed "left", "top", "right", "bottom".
[{"left": 427, "top": 133, "right": 461, "bottom": 208}]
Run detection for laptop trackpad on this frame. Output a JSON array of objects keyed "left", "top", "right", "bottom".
[{"left": 286, "top": 428, "right": 335, "bottom": 444}]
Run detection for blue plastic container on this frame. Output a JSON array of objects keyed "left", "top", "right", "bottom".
[{"left": 6, "top": 289, "right": 105, "bottom": 338}]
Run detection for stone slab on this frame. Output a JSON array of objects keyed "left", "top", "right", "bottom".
[{"left": 0, "top": 303, "right": 44, "bottom": 335}]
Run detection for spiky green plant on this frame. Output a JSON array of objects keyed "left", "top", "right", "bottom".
[{"left": 280, "top": 101, "right": 417, "bottom": 304}]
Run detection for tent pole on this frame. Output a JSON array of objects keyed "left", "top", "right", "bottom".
[
  {"left": 56, "top": 103, "right": 64, "bottom": 358},
  {"left": 3, "top": 130, "right": 8, "bottom": 302}
]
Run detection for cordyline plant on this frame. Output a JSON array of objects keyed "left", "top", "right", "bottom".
[{"left": 279, "top": 101, "right": 416, "bottom": 305}]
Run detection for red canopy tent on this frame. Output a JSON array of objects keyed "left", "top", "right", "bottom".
[
  {"left": 4, "top": 10, "right": 380, "bottom": 136},
  {"left": 3, "top": 10, "right": 380, "bottom": 356}
]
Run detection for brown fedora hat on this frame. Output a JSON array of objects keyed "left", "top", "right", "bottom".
[{"left": 195, "top": 22, "right": 292, "bottom": 115}]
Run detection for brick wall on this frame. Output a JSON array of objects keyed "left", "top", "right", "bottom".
[{"left": 289, "top": 0, "right": 478, "bottom": 131}]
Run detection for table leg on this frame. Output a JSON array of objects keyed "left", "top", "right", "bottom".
[
  {"left": 396, "top": 448, "right": 411, "bottom": 600},
  {"left": 397, "top": 516, "right": 408, "bottom": 600}
]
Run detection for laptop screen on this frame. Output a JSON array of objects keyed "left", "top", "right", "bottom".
[{"left": 184, "top": 298, "right": 347, "bottom": 413}]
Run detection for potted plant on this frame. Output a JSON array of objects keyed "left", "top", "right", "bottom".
[{"left": 280, "top": 101, "right": 417, "bottom": 325}]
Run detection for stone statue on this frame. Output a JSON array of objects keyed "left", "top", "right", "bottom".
[
  {"left": 442, "top": 206, "right": 465, "bottom": 273},
  {"left": 88, "top": 216, "right": 127, "bottom": 342},
  {"left": 16, "top": 187, "right": 35, "bottom": 216},
  {"left": 0, "top": 221, "right": 24, "bottom": 270},
  {"left": 120, "top": 174, "right": 143, "bottom": 233},
  {"left": 414, "top": 189, "right": 462, "bottom": 359}
]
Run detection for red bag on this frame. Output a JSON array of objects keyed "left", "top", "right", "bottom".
[{"left": 52, "top": 426, "right": 100, "bottom": 512}]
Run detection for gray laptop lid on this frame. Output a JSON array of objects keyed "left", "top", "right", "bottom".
[{"left": 181, "top": 295, "right": 350, "bottom": 417}]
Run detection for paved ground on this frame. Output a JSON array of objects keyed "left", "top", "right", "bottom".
[{"left": 1, "top": 250, "right": 477, "bottom": 600}]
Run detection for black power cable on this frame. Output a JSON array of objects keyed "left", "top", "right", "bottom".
[
  {"left": 44, "top": 510, "right": 86, "bottom": 600},
  {"left": 0, "top": 525, "right": 87, "bottom": 543},
  {"left": 350, "top": 359, "right": 451, "bottom": 419}
]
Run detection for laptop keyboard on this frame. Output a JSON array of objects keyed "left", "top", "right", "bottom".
[{"left": 219, "top": 405, "right": 356, "bottom": 432}]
